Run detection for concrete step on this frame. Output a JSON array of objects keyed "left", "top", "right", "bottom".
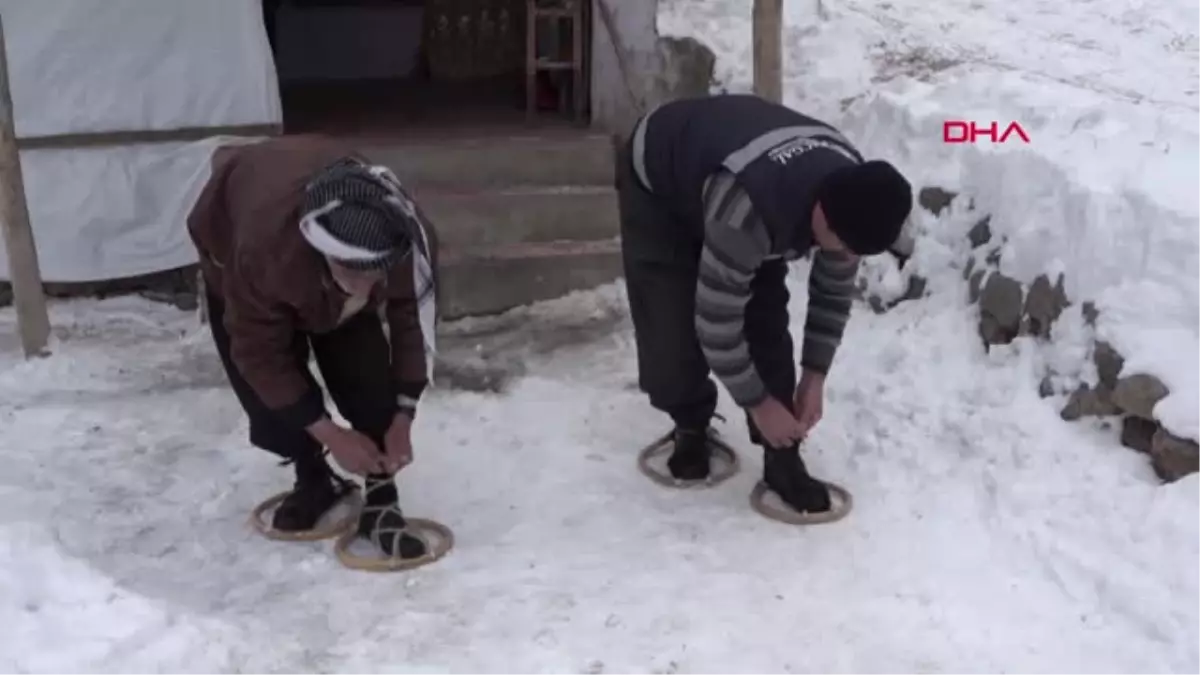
[
  {"left": 361, "top": 131, "right": 624, "bottom": 318},
  {"left": 361, "top": 132, "right": 617, "bottom": 190},
  {"left": 420, "top": 186, "right": 619, "bottom": 249},
  {"left": 438, "top": 239, "right": 623, "bottom": 319}
]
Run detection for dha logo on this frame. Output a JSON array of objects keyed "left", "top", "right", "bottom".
[{"left": 943, "top": 121, "right": 1031, "bottom": 144}]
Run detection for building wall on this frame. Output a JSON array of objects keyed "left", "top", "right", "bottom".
[
  {"left": 589, "top": 0, "right": 660, "bottom": 138},
  {"left": 588, "top": 0, "right": 716, "bottom": 139},
  {"left": 270, "top": 0, "right": 706, "bottom": 137}
]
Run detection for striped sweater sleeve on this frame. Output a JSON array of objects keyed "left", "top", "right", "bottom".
[
  {"left": 696, "top": 170, "right": 772, "bottom": 408},
  {"left": 800, "top": 249, "right": 859, "bottom": 374}
]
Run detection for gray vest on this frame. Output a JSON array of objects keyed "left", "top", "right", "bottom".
[{"left": 634, "top": 95, "right": 862, "bottom": 254}]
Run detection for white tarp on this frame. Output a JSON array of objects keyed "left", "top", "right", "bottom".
[{"left": 0, "top": 0, "right": 281, "bottom": 282}]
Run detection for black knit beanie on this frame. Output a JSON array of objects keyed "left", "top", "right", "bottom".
[
  {"left": 814, "top": 160, "right": 913, "bottom": 256},
  {"left": 301, "top": 158, "right": 415, "bottom": 270}
]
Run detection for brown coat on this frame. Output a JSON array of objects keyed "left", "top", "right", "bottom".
[{"left": 187, "top": 135, "right": 438, "bottom": 420}]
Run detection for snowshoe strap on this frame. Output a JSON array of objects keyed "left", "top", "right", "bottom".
[
  {"left": 361, "top": 502, "right": 420, "bottom": 556},
  {"left": 360, "top": 476, "right": 421, "bottom": 556}
]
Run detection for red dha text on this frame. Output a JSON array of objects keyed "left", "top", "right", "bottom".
[{"left": 943, "top": 121, "right": 1031, "bottom": 144}]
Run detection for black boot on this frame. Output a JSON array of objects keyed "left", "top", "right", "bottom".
[
  {"left": 763, "top": 445, "right": 832, "bottom": 513},
  {"left": 272, "top": 453, "right": 353, "bottom": 532},
  {"left": 667, "top": 427, "right": 712, "bottom": 481},
  {"left": 358, "top": 474, "right": 428, "bottom": 559}
]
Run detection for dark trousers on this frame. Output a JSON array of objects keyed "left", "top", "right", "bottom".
[
  {"left": 206, "top": 292, "right": 396, "bottom": 470},
  {"left": 616, "top": 141, "right": 796, "bottom": 441}
]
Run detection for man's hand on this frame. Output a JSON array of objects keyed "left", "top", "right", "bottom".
[
  {"left": 308, "top": 418, "right": 386, "bottom": 476},
  {"left": 382, "top": 412, "right": 414, "bottom": 475},
  {"left": 793, "top": 369, "right": 826, "bottom": 437},
  {"left": 748, "top": 397, "right": 805, "bottom": 448}
]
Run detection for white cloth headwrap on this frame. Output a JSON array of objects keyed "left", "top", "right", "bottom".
[
  {"left": 299, "top": 163, "right": 438, "bottom": 383},
  {"left": 299, "top": 199, "right": 391, "bottom": 263}
]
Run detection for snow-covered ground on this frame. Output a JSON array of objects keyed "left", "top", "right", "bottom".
[{"left": 1, "top": 0, "right": 1197, "bottom": 671}]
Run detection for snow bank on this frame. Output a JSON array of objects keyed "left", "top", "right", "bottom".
[
  {"left": 657, "top": 0, "right": 1200, "bottom": 439},
  {"left": 842, "top": 76, "right": 1200, "bottom": 440}
]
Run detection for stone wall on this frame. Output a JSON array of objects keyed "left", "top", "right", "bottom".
[{"left": 862, "top": 185, "right": 1199, "bottom": 484}]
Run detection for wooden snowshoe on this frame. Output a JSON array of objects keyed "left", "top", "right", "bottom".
[
  {"left": 637, "top": 427, "right": 740, "bottom": 489},
  {"left": 333, "top": 478, "right": 453, "bottom": 572}
]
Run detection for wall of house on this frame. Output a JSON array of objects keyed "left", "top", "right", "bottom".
[
  {"left": 589, "top": 0, "right": 716, "bottom": 138},
  {"left": 269, "top": 0, "right": 708, "bottom": 132},
  {"left": 589, "top": 0, "right": 660, "bottom": 137}
]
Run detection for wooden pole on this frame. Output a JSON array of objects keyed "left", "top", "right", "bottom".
[
  {"left": 0, "top": 14, "right": 51, "bottom": 357},
  {"left": 752, "top": 0, "right": 784, "bottom": 103}
]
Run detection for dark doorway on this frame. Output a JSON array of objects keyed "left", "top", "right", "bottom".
[{"left": 262, "top": 0, "right": 591, "bottom": 137}]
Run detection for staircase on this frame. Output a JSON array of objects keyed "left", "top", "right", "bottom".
[{"left": 360, "top": 130, "right": 624, "bottom": 320}]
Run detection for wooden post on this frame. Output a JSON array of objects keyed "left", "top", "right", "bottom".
[
  {"left": 752, "top": 0, "right": 784, "bottom": 103},
  {"left": 0, "top": 14, "right": 50, "bottom": 357}
]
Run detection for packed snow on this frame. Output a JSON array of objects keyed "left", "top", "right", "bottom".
[{"left": 1, "top": 0, "right": 1197, "bottom": 671}]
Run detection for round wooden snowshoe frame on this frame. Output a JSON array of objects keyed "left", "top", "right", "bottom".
[
  {"left": 333, "top": 518, "right": 455, "bottom": 572},
  {"left": 637, "top": 429, "right": 740, "bottom": 489},
  {"left": 249, "top": 488, "right": 363, "bottom": 542},
  {"left": 749, "top": 480, "right": 853, "bottom": 525}
]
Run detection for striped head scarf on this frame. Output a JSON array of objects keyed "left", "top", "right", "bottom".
[{"left": 299, "top": 157, "right": 438, "bottom": 380}]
